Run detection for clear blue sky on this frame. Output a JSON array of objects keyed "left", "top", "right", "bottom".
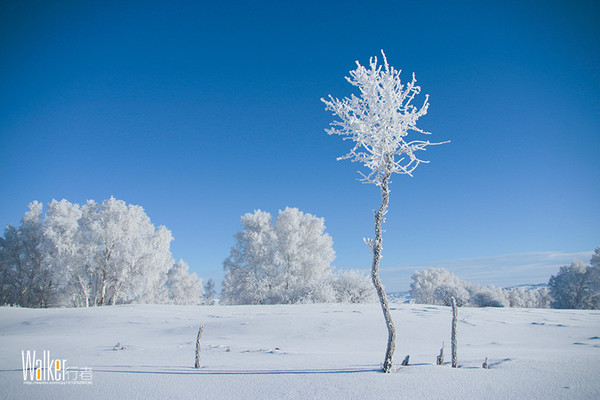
[{"left": 1, "top": 0, "right": 599, "bottom": 290}]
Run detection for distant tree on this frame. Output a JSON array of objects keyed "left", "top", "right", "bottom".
[
  {"left": 323, "top": 50, "right": 447, "bottom": 372},
  {"left": 0, "top": 197, "right": 197, "bottom": 308},
  {"left": 0, "top": 202, "right": 52, "bottom": 307},
  {"left": 434, "top": 284, "right": 471, "bottom": 308},
  {"left": 165, "top": 260, "right": 204, "bottom": 305},
  {"left": 591, "top": 246, "right": 600, "bottom": 268},
  {"left": 203, "top": 279, "right": 216, "bottom": 305},
  {"left": 409, "top": 267, "right": 559, "bottom": 308},
  {"left": 504, "top": 286, "right": 552, "bottom": 308},
  {"left": 270, "top": 207, "right": 335, "bottom": 303},
  {"left": 78, "top": 197, "right": 173, "bottom": 305},
  {"left": 20, "top": 202, "right": 52, "bottom": 307},
  {"left": 469, "top": 285, "right": 509, "bottom": 307},
  {"left": 330, "top": 270, "right": 376, "bottom": 303},
  {"left": 0, "top": 224, "right": 21, "bottom": 305},
  {"left": 548, "top": 260, "right": 600, "bottom": 309},
  {"left": 410, "top": 268, "right": 469, "bottom": 306},
  {"left": 221, "top": 209, "right": 275, "bottom": 305},
  {"left": 221, "top": 208, "right": 335, "bottom": 305},
  {"left": 42, "top": 199, "right": 84, "bottom": 306}
]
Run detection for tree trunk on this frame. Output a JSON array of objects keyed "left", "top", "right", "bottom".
[
  {"left": 76, "top": 275, "right": 90, "bottom": 308},
  {"left": 98, "top": 274, "right": 107, "bottom": 306},
  {"left": 371, "top": 169, "right": 396, "bottom": 373},
  {"left": 110, "top": 282, "right": 121, "bottom": 305},
  {"left": 451, "top": 296, "right": 458, "bottom": 368}
]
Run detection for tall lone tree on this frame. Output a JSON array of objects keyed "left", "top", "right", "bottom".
[{"left": 322, "top": 50, "right": 447, "bottom": 373}]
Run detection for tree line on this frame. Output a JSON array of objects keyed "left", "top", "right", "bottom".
[
  {"left": 0, "top": 199, "right": 373, "bottom": 308},
  {"left": 2, "top": 197, "right": 596, "bottom": 310},
  {"left": 410, "top": 248, "right": 600, "bottom": 309}
]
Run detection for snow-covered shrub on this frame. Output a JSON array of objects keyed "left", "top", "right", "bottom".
[
  {"left": 548, "top": 260, "right": 600, "bottom": 309},
  {"left": 330, "top": 270, "right": 376, "bottom": 303}
]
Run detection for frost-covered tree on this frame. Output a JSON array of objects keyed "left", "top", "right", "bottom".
[
  {"left": 548, "top": 260, "right": 600, "bottom": 309},
  {"left": 323, "top": 50, "right": 447, "bottom": 372},
  {"left": 271, "top": 207, "right": 335, "bottom": 303},
  {"left": 221, "top": 210, "right": 274, "bottom": 305},
  {"left": 0, "top": 202, "right": 53, "bottom": 307},
  {"left": 504, "top": 286, "right": 552, "bottom": 308},
  {"left": 42, "top": 199, "right": 85, "bottom": 306},
  {"left": 330, "top": 270, "right": 376, "bottom": 303},
  {"left": 0, "top": 224, "right": 21, "bottom": 305},
  {"left": 410, "top": 267, "right": 558, "bottom": 308},
  {"left": 410, "top": 268, "right": 470, "bottom": 306},
  {"left": 469, "top": 284, "right": 509, "bottom": 307},
  {"left": 591, "top": 246, "right": 600, "bottom": 268},
  {"left": 1, "top": 197, "right": 184, "bottom": 307},
  {"left": 203, "top": 279, "right": 216, "bottom": 305},
  {"left": 221, "top": 208, "right": 335, "bottom": 305},
  {"left": 20, "top": 202, "right": 52, "bottom": 307},
  {"left": 434, "top": 284, "right": 471, "bottom": 308},
  {"left": 165, "top": 260, "right": 204, "bottom": 305},
  {"left": 78, "top": 197, "right": 173, "bottom": 305}
]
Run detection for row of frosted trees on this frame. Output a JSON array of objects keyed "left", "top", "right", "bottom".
[
  {"left": 0, "top": 199, "right": 371, "bottom": 308},
  {"left": 410, "top": 247, "right": 600, "bottom": 309},
  {"left": 0, "top": 198, "right": 212, "bottom": 307}
]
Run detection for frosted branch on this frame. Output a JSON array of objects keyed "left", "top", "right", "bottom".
[{"left": 322, "top": 50, "right": 448, "bottom": 185}]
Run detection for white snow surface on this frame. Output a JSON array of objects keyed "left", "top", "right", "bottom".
[{"left": 1, "top": 303, "right": 599, "bottom": 399}]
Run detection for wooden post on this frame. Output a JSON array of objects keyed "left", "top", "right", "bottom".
[
  {"left": 482, "top": 357, "right": 489, "bottom": 369},
  {"left": 195, "top": 324, "right": 204, "bottom": 369},
  {"left": 451, "top": 297, "right": 458, "bottom": 368},
  {"left": 436, "top": 342, "right": 444, "bottom": 365}
]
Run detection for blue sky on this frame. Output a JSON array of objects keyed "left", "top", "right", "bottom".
[{"left": 1, "top": 0, "right": 599, "bottom": 290}]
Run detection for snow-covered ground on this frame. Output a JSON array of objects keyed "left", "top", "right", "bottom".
[{"left": 1, "top": 303, "right": 599, "bottom": 399}]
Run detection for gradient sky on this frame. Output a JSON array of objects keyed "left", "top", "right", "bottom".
[{"left": 1, "top": 0, "right": 599, "bottom": 290}]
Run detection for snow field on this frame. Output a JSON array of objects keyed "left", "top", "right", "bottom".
[{"left": 1, "top": 303, "right": 599, "bottom": 399}]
